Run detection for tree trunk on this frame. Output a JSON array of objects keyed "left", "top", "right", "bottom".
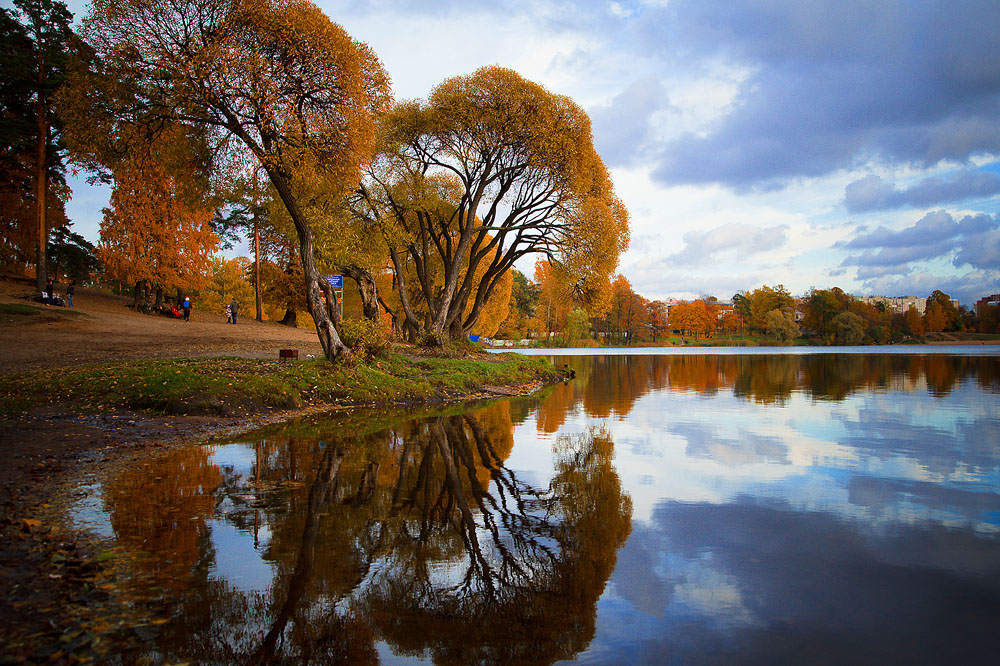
[
  {"left": 34, "top": 80, "right": 47, "bottom": 293},
  {"left": 265, "top": 169, "right": 347, "bottom": 361},
  {"left": 340, "top": 264, "right": 380, "bottom": 321},
  {"left": 253, "top": 210, "right": 262, "bottom": 321},
  {"left": 388, "top": 247, "right": 423, "bottom": 340},
  {"left": 279, "top": 307, "right": 297, "bottom": 327}
]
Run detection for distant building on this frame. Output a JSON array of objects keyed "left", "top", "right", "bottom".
[
  {"left": 713, "top": 300, "right": 734, "bottom": 320},
  {"left": 856, "top": 295, "right": 927, "bottom": 314},
  {"left": 660, "top": 298, "right": 683, "bottom": 320},
  {"left": 975, "top": 294, "right": 1000, "bottom": 314}
]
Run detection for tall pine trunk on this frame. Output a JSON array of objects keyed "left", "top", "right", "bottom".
[{"left": 34, "top": 60, "right": 47, "bottom": 293}]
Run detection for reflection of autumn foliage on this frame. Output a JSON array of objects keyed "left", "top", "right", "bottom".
[
  {"left": 733, "top": 356, "right": 799, "bottom": 405},
  {"left": 362, "top": 424, "right": 632, "bottom": 666},
  {"left": 104, "top": 447, "right": 222, "bottom": 590},
  {"left": 666, "top": 356, "right": 728, "bottom": 396},
  {"left": 536, "top": 355, "right": 999, "bottom": 429},
  {"left": 537, "top": 380, "right": 576, "bottom": 433},
  {"left": 922, "top": 355, "right": 961, "bottom": 396},
  {"left": 581, "top": 356, "right": 665, "bottom": 419},
  {"left": 114, "top": 401, "right": 630, "bottom": 665}
]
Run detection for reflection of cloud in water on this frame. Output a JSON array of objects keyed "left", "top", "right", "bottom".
[
  {"left": 603, "top": 498, "right": 1000, "bottom": 664},
  {"left": 848, "top": 476, "right": 1000, "bottom": 533},
  {"left": 835, "top": 391, "right": 1000, "bottom": 483},
  {"left": 609, "top": 523, "right": 673, "bottom": 618},
  {"left": 567, "top": 367, "right": 999, "bottom": 528},
  {"left": 672, "top": 421, "right": 790, "bottom": 467}
]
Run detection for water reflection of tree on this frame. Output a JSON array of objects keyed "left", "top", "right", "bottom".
[
  {"left": 362, "top": 423, "right": 632, "bottom": 666},
  {"left": 104, "top": 447, "right": 222, "bottom": 591},
  {"left": 107, "top": 402, "right": 631, "bottom": 665},
  {"left": 539, "top": 355, "right": 999, "bottom": 424}
]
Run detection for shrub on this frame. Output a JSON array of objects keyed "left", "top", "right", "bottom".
[{"left": 338, "top": 318, "right": 390, "bottom": 361}]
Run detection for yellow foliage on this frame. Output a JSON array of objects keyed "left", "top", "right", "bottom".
[
  {"left": 361, "top": 66, "right": 627, "bottom": 342},
  {"left": 199, "top": 256, "right": 256, "bottom": 316}
]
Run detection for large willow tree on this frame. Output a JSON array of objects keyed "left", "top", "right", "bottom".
[
  {"left": 354, "top": 66, "right": 629, "bottom": 345},
  {"left": 64, "top": 0, "right": 390, "bottom": 360}
]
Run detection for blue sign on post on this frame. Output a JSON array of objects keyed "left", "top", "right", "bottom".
[{"left": 327, "top": 274, "right": 343, "bottom": 288}]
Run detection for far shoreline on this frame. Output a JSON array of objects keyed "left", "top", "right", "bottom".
[{"left": 494, "top": 342, "right": 1000, "bottom": 356}]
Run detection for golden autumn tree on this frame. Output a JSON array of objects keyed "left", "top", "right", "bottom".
[
  {"left": 534, "top": 259, "right": 574, "bottom": 340},
  {"left": 99, "top": 145, "right": 217, "bottom": 310},
  {"left": 354, "top": 66, "right": 629, "bottom": 345},
  {"left": 64, "top": 0, "right": 391, "bottom": 361},
  {"left": 747, "top": 283, "right": 795, "bottom": 333},
  {"left": 199, "top": 256, "right": 255, "bottom": 317},
  {"left": 600, "top": 274, "right": 649, "bottom": 344},
  {"left": 669, "top": 299, "right": 717, "bottom": 338},
  {"left": 905, "top": 304, "right": 926, "bottom": 336},
  {"left": 647, "top": 301, "right": 669, "bottom": 341}
]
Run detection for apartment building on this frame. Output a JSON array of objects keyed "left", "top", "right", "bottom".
[{"left": 856, "top": 295, "right": 928, "bottom": 314}]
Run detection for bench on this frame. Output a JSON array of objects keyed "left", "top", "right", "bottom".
[{"left": 278, "top": 349, "right": 299, "bottom": 361}]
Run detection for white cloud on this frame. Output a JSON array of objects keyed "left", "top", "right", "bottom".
[{"left": 56, "top": 0, "right": 1000, "bottom": 306}]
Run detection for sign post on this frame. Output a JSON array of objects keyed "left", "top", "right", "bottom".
[{"left": 326, "top": 275, "right": 344, "bottom": 319}]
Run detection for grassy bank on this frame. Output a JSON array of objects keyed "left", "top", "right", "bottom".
[{"left": 0, "top": 351, "right": 563, "bottom": 416}]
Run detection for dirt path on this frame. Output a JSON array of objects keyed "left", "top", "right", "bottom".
[{"left": 1, "top": 278, "right": 325, "bottom": 376}]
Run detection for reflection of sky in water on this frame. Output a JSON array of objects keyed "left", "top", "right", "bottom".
[
  {"left": 205, "top": 519, "right": 274, "bottom": 593},
  {"left": 531, "top": 356, "right": 1000, "bottom": 665},
  {"left": 528, "top": 380, "right": 1000, "bottom": 532}
]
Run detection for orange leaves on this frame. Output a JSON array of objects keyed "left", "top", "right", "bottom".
[
  {"left": 668, "top": 299, "right": 717, "bottom": 338},
  {"left": 99, "top": 138, "right": 218, "bottom": 293}
]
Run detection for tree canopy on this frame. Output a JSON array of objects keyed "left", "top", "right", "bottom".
[
  {"left": 64, "top": 0, "right": 391, "bottom": 360},
  {"left": 354, "top": 66, "right": 629, "bottom": 344},
  {"left": 99, "top": 141, "right": 218, "bottom": 309}
]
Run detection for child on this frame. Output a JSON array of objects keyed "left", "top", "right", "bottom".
[{"left": 225, "top": 304, "right": 232, "bottom": 323}]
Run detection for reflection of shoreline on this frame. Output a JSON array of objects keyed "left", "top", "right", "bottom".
[
  {"left": 539, "top": 354, "right": 1000, "bottom": 424},
  {"left": 498, "top": 344, "right": 1000, "bottom": 355}
]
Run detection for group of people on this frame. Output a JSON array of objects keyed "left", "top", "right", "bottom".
[
  {"left": 166, "top": 296, "right": 239, "bottom": 324},
  {"left": 169, "top": 296, "right": 192, "bottom": 321},
  {"left": 42, "top": 278, "right": 74, "bottom": 307}
]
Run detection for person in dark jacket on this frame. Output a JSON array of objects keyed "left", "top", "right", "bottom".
[{"left": 229, "top": 299, "right": 239, "bottom": 324}]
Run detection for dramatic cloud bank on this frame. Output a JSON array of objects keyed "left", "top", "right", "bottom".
[
  {"left": 60, "top": 0, "right": 1000, "bottom": 305},
  {"left": 844, "top": 171, "right": 1000, "bottom": 213}
]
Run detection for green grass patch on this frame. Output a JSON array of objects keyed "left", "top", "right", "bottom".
[
  {"left": 0, "top": 302, "right": 86, "bottom": 321},
  {"left": 0, "top": 352, "right": 563, "bottom": 416},
  {"left": 0, "top": 303, "right": 43, "bottom": 316}
]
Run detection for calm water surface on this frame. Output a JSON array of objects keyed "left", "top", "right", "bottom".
[{"left": 74, "top": 352, "right": 1000, "bottom": 664}]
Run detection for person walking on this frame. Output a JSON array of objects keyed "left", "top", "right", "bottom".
[
  {"left": 229, "top": 298, "right": 239, "bottom": 324},
  {"left": 44, "top": 278, "right": 54, "bottom": 305},
  {"left": 182, "top": 296, "right": 191, "bottom": 321},
  {"left": 66, "top": 280, "right": 75, "bottom": 308}
]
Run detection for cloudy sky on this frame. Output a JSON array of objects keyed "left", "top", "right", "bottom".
[{"left": 62, "top": 0, "right": 1000, "bottom": 306}]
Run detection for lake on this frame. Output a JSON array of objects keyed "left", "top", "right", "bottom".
[{"left": 73, "top": 350, "right": 1000, "bottom": 664}]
